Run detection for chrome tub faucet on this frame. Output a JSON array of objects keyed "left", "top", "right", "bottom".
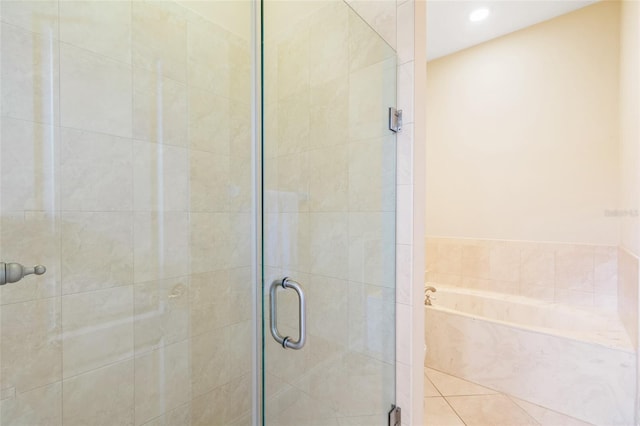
[{"left": 425, "top": 286, "right": 437, "bottom": 306}]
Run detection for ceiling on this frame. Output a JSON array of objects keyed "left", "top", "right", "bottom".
[{"left": 427, "top": 0, "right": 598, "bottom": 61}]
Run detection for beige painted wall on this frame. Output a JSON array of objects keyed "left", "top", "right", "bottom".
[
  {"left": 618, "top": 0, "right": 640, "bottom": 256},
  {"left": 425, "top": 1, "right": 621, "bottom": 245}
]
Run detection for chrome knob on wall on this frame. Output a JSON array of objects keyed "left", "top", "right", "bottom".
[
  {"left": 0, "top": 262, "right": 46, "bottom": 285},
  {"left": 425, "top": 285, "right": 437, "bottom": 306}
]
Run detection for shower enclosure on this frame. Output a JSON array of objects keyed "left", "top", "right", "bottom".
[{"left": 0, "top": 0, "right": 397, "bottom": 424}]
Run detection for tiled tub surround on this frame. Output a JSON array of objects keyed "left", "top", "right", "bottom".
[
  {"left": 425, "top": 238, "right": 618, "bottom": 311},
  {"left": 0, "top": 1, "right": 253, "bottom": 425},
  {"left": 424, "top": 286, "right": 635, "bottom": 425},
  {"left": 424, "top": 237, "right": 635, "bottom": 424}
]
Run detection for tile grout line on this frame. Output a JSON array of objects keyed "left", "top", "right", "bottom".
[
  {"left": 504, "top": 394, "right": 543, "bottom": 426},
  {"left": 423, "top": 372, "right": 442, "bottom": 397},
  {"left": 441, "top": 395, "right": 468, "bottom": 426},
  {"left": 505, "top": 393, "right": 595, "bottom": 426},
  {"left": 424, "top": 369, "right": 468, "bottom": 426}
]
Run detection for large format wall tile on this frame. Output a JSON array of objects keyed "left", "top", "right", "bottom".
[
  {"left": 348, "top": 137, "right": 396, "bottom": 212},
  {"left": 134, "top": 341, "right": 191, "bottom": 426},
  {"left": 190, "top": 326, "right": 230, "bottom": 398},
  {"left": 307, "top": 275, "right": 349, "bottom": 346},
  {"left": 309, "top": 212, "right": 349, "bottom": 279},
  {"left": 61, "top": 211, "right": 133, "bottom": 294},
  {"left": 229, "top": 41, "right": 251, "bottom": 107},
  {"left": 348, "top": 282, "right": 395, "bottom": 364},
  {"left": 187, "top": 18, "right": 231, "bottom": 97},
  {"left": 308, "top": 145, "right": 348, "bottom": 212},
  {"left": 520, "top": 245, "right": 554, "bottom": 287},
  {"left": 189, "top": 212, "right": 230, "bottom": 274},
  {"left": 274, "top": 153, "right": 308, "bottom": 213},
  {"left": 345, "top": 0, "right": 396, "bottom": 50},
  {"left": 133, "top": 68, "right": 188, "bottom": 147},
  {"left": 1, "top": 0, "right": 59, "bottom": 36},
  {"left": 348, "top": 9, "right": 395, "bottom": 72},
  {"left": 191, "top": 374, "right": 251, "bottom": 426},
  {"left": 426, "top": 237, "right": 618, "bottom": 309},
  {"left": 277, "top": 93, "right": 310, "bottom": 156},
  {"left": 133, "top": 212, "right": 189, "bottom": 283},
  {"left": 187, "top": 88, "right": 230, "bottom": 155},
  {"left": 189, "top": 270, "right": 232, "bottom": 337},
  {"left": 60, "top": 44, "right": 132, "bottom": 137},
  {"left": 59, "top": 0, "right": 131, "bottom": 63},
  {"left": 132, "top": 1, "right": 187, "bottom": 83},
  {"left": 189, "top": 149, "right": 230, "bottom": 212},
  {"left": 348, "top": 58, "right": 396, "bottom": 141},
  {"left": 229, "top": 213, "right": 252, "bottom": 268},
  {"left": 228, "top": 267, "right": 253, "bottom": 324},
  {"left": 309, "top": 3, "right": 348, "bottom": 87},
  {"left": 60, "top": 127, "right": 133, "bottom": 211},
  {"left": 1, "top": 297, "right": 61, "bottom": 393},
  {"left": 62, "top": 285, "right": 134, "bottom": 378},
  {"left": 62, "top": 359, "right": 134, "bottom": 426},
  {"left": 228, "top": 320, "right": 252, "bottom": 379},
  {"left": 140, "top": 404, "right": 191, "bottom": 426},
  {"left": 0, "top": 381, "right": 62, "bottom": 426},
  {"left": 348, "top": 212, "right": 395, "bottom": 287},
  {"left": 309, "top": 77, "right": 348, "bottom": 150},
  {"left": 133, "top": 140, "right": 189, "bottom": 212},
  {"left": 0, "top": 117, "right": 59, "bottom": 212},
  {"left": 339, "top": 353, "right": 394, "bottom": 418},
  {"left": 1, "top": 23, "right": 59, "bottom": 124},
  {"left": 488, "top": 244, "right": 520, "bottom": 283},
  {"left": 555, "top": 245, "right": 595, "bottom": 292},
  {"left": 134, "top": 276, "right": 190, "bottom": 354},
  {"left": 276, "top": 26, "right": 309, "bottom": 102}
]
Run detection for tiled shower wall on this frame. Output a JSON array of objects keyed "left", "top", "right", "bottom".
[
  {"left": 0, "top": 1, "right": 253, "bottom": 424},
  {"left": 425, "top": 237, "right": 618, "bottom": 311}
]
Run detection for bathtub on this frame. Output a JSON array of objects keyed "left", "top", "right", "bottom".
[{"left": 425, "top": 285, "right": 635, "bottom": 425}]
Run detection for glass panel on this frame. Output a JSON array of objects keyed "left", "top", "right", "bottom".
[
  {"left": 0, "top": 1, "right": 254, "bottom": 424},
  {"left": 262, "top": 1, "right": 397, "bottom": 424}
]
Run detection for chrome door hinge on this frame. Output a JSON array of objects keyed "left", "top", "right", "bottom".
[
  {"left": 389, "top": 107, "right": 402, "bottom": 133},
  {"left": 389, "top": 405, "right": 401, "bottom": 426}
]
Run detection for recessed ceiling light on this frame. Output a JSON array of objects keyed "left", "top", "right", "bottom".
[{"left": 469, "top": 7, "right": 490, "bottom": 22}]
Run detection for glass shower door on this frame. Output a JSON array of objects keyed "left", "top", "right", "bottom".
[
  {"left": 262, "top": 1, "right": 397, "bottom": 424},
  {"left": 0, "top": 1, "right": 255, "bottom": 424}
]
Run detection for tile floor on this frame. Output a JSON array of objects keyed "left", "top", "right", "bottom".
[{"left": 423, "top": 367, "right": 594, "bottom": 426}]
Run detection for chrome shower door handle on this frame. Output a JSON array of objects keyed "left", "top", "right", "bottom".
[
  {"left": 269, "top": 277, "right": 306, "bottom": 350},
  {"left": 0, "top": 262, "right": 47, "bottom": 285}
]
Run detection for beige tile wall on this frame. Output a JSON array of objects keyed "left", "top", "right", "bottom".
[
  {"left": 0, "top": 1, "right": 253, "bottom": 425},
  {"left": 426, "top": 237, "right": 618, "bottom": 311}
]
